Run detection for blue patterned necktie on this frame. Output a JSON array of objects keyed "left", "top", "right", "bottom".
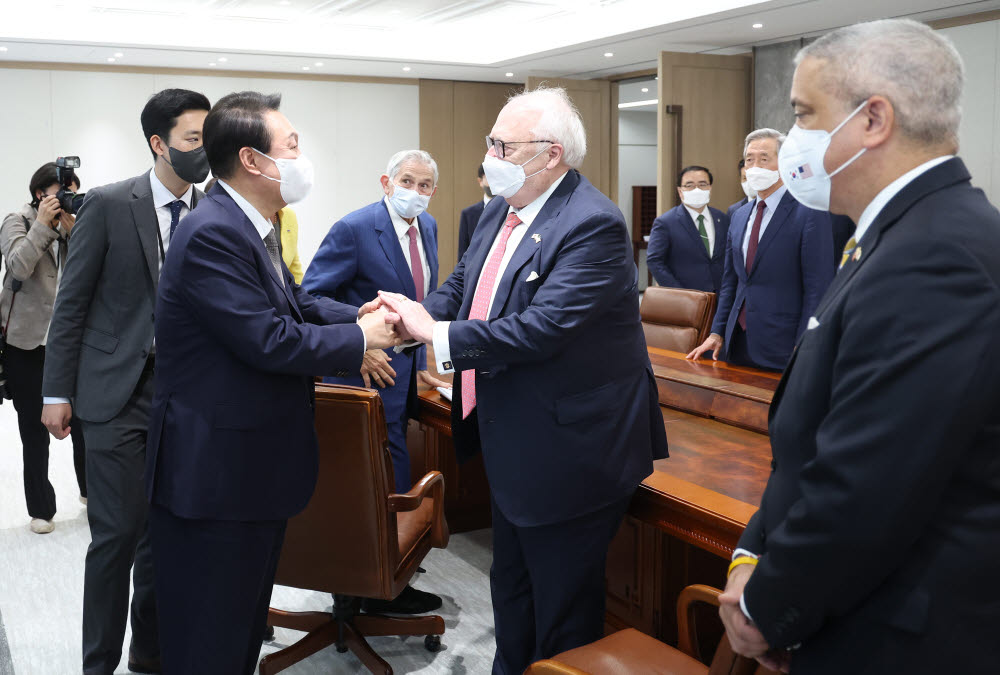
[{"left": 168, "top": 200, "right": 185, "bottom": 241}]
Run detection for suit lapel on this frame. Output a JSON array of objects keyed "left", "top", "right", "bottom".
[
  {"left": 129, "top": 173, "right": 161, "bottom": 291},
  {"left": 374, "top": 202, "right": 417, "bottom": 297},
  {"left": 417, "top": 215, "right": 438, "bottom": 290},
  {"left": 748, "top": 191, "right": 794, "bottom": 278},
  {"left": 731, "top": 204, "right": 750, "bottom": 278},
  {"left": 711, "top": 207, "right": 728, "bottom": 264},
  {"left": 677, "top": 206, "right": 711, "bottom": 261}
]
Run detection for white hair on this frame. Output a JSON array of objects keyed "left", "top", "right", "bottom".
[
  {"left": 503, "top": 86, "right": 587, "bottom": 168},
  {"left": 796, "top": 18, "right": 964, "bottom": 148},
  {"left": 744, "top": 128, "right": 786, "bottom": 157},
  {"left": 386, "top": 149, "right": 438, "bottom": 186}
]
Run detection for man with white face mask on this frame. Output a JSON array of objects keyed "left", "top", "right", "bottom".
[
  {"left": 647, "top": 165, "right": 730, "bottom": 292},
  {"left": 719, "top": 19, "right": 1000, "bottom": 674},
  {"left": 145, "top": 91, "right": 399, "bottom": 674},
  {"left": 376, "top": 86, "right": 667, "bottom": 674},
  {"left": 687, "top": 128, "right": 834, "bottom": 370}
]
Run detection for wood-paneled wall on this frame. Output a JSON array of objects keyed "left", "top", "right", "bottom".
[{"left": 419, "top": 80, "right": 522, "bottom": 281}]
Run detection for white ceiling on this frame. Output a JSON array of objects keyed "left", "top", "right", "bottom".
[{"left": 1, "top": 0, "right": 998, "bottom": 82}]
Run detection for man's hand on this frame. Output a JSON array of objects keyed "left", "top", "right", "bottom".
[
  {"left": 758, "top": 649, "right": 791, "bottom": 673},
  {"left": 687, "top": 333, "right": 723, "bottom": 361},
  {"left": 418, "top": 370, "right": 449, "bottom": 389},
  {"left": 719, "top": 563, "right": 771, "bottom": 659},
  {"left": 378, "top": 291, "right": 435, "bottom": 344},
  {"left": 360, "top": 349, "right": 396, "bottom": 389},
  {"left": 41, "top": 402, "right": 73, "bottom": 440},
  {"left": 358, "top": 298, "right": 383, "bottom": 318},
  {"left": 37, "top": 195, "right": 62, "bottom": 229},
  {"left": 358, "top": 309, "right": 399, "bottom": 350}
]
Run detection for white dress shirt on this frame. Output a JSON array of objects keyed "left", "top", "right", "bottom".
[
  {"left": 149, "top": 168, "right": 194, "bottom": 264},
  {"left": 684, "top": 204, "right": 715, "bottom": 256},
  {"left": 741, "top": 184, "right": 788, "bottom": 262},
  {"left": 384, "top": 196, "right": 431, "bottom": 298},
  {"left": 433, "top": 171, "right": 568, "bottom": 374}
]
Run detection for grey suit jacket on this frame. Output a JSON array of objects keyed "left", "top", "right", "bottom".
[
  {"left": 1, "top": 204, "right": 67, "bottom": 349},
  {"left": 42, "top": 171, "right": 203, "bottom": 423}
]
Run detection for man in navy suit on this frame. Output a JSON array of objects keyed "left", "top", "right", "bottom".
[
  {"left": 646, "top": 164, "right": 730, "bottom": 292},
  {"left": 688, "top": 128, "right": 833, "bottom": 370},
  {"left": 457, "top": 163, "right": 492, "bottom": 262},
  {"left": 720, "top": 20, "right": 1000, "bottom": 674},
  {"left": 145, "top": 92, "right": 398, "bottom": 674},
  {"left": 379, "top": 87, "right": 668, "bottom": 674},
  {"left": 727, "top": 158, "right": 754, "bottom": 221}
]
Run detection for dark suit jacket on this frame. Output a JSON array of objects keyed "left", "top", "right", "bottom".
[
  {"left": 302, "top": 199, "right": 438, "bottom": 420},
  {"left": 42, "top": 171, "right": 203, "bottom": 422},
  {"left": 146, "top": 185, "right": 365, "bottom": 521},
  {"left": 710, "top": 190, "right": 834, "bottom": 370},
  {"left": 423, "top": 170, "right": 668, "bottom": 527},
  {"left": 830, "top": 214, "right": 856, "bottom": 268},
  {"left": 738, "top": 158, "right": 1000, "bottom": 673},
  {"left": 646, "top": 204, "right": 729, "bottom": 292},
  {"left": 727, "top": 197, "right": 749, "bottom": 223},
  {"left": 457, "top": 199, "right": 486, "bottom": 263}
]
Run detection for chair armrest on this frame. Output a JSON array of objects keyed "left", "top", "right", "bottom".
[
  {"left": 389, "top": 471, "right": 449, "bottom": 548},
  {"left": 677, "top": 584, "right": 722, "bottom": 660},
  {"left": 524, "top": 660, "right": 590, "bottom": 675}
]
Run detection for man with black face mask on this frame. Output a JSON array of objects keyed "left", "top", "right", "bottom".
[{"left": 41, "top": 88, "right": 211, "bottom": 675}]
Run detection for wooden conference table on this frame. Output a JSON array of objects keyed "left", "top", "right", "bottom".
[{"left": 408, "top": 348, "right": 779, "bottom": 644}]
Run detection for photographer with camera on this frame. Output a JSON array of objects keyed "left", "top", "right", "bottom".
[{"left": 1, "top": 161, "right": 88, "bottom": 536}]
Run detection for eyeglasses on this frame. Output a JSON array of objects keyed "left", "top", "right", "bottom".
[
  {"left": 680, "top": 182, "right": 711, "bottom": 190},
  {"left": 485, "top": 136, "right": 555, "bottom": 160}
]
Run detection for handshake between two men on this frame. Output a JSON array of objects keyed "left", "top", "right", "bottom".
[{"left": 356, "top": 293, "right": 447, "bottom": 391}]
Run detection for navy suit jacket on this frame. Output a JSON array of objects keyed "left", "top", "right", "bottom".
[
  {"left": 646, "top": 204, "right": 729, "bottom": 292},
  {"left": 423, "top": 170, "right": 668, "bottom": 527},
  {"left": 710, "top": 190, "right": 834, "bottom": 370},
  {"left": 727, "top": 197, "right": 749, "bottom": 223},
  {"left": 146, "top": 185, "right": 365, "bottom": 521},
  {"left": 301, "top": 199, "right": 438, "bottom": 419},
  {"left": 457, "top": 199, "right": 486, "bottom": 263},
  {"left": 737, "top": 158, "right": 1000, "bottom": 672}
]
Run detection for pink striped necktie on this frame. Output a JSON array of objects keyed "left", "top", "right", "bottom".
[
  {"left": 407, "top": 225, "right": 424, "bottom": 301},
  {"left": 461, "top": 212, "right": 522, "bottom": 419}
]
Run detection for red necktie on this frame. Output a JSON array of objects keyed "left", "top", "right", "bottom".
[
  {"left": 738, "top": 202, "right": 767, "bottom": 330},
  {"left": 407, "top": 225, "right": 424, "bottom": 302},
  {"left": 461, "top": 212, "right": 522, "bottom": 419}
]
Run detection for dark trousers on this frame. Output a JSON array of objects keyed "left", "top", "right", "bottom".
[
  {"left": 4, "top": 344, "right": 86, "bottom": 520},
  {"left": 79, "top": 367, "right": 158, "bottom": 674},
  {"left": 489, "top": 494, "right": 632, "bottom": 675},
  {"left": 149, "top": 503, "right": 286, "bottom": 675},
  {"left": 728, "top": 324, "right": 758, "bottom": 368},
  {"left": 386, "top": 405, "right": 413, "bottom": 494}
]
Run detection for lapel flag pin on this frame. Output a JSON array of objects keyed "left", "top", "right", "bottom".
[{"left": 531, "top": 233, "right": 542, "bottom": 243}]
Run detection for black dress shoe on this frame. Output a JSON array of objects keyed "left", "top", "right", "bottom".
[
  {"left": 361, "top": 585, "right": 443, "bottom": 615},
  {"left": 263, "top": 625, "right": 275, "bottom": 642},
  {"left": 127, "top": 651, "right": 161, "bottom": 674}
]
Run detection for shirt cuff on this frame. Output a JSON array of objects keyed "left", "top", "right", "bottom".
[
  {"left": 433, "top": 321, "right": 454, "bottom": 373},
  {"left": 739, "top": 593, "right": 754, "bottom": 623},
  {"left": 356, "top": 320, "right": 367, "bottom": 354},
  {"left": 732, "top": 548, "right": 759, "bottom": 561},
  {"left": 43, "top": 397, "right": 71, "bottom": 405}
]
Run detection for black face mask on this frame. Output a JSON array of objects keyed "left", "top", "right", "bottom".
[{"left": 166, "top": 146, "right": 210, "bottom": 184}]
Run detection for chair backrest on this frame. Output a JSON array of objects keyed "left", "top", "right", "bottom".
[
  {"left": 273, "top": 384, "right": 400, "bottom": 600},
  {"left": 640, "top": 287, "right": 717, "bottom": 353},
  {"left": 678, "top": 585, "right": 777, "bottom": 675}
]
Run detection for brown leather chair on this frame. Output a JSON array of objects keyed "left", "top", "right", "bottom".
[
  {"left": 258, "top": 384, "right": 450, "bottom": 675},
  {"left": 526, "top": 585, "right": 777, "bottom": 675},
  {"left": 640, "top": 287, "right": 717, "bottom": 353}
]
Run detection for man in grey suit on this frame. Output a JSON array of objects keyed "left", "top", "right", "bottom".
[{"left": 41, "top": 88, "right": 212, "bottom": 675}]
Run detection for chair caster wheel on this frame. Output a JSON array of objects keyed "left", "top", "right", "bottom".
[{"left": 424, "top": 635, "right": 441, "bottom": 652}]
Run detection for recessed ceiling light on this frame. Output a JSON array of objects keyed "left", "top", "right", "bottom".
[
  {"left": 209, "top": 62, "right": 217, "bottom": 67},
  {"left": 752, "top": 22, "right": 763, "bottom": 29},
  {"left": 218, "top": 57, "right": 228, "bottom": 62},
  {"left": 314, "top": 61, "right": 323, "bottom": 67},
  {"left": 114, "top": 52, "right": 124, "bottom": 58},
  {"left": 302, "top": 66, "right": 310, "bottom": 71},
  {"left": 107, "top": 57, "right": 116, "bottom": 62},
  {"left": 402, "top": 66, "right": 412, "bottom": 72},
  {"left": 604, "top": 52, "right": 614, "bottom": 58},
  {"left": 0, "top": 46, "right": 8, "bottom": 52},
  {"left": 641, "top": 87, "right": 649, "bottom": 93},
  {"left": 505, "top": 72, "right": 514, "bottom": 77}
]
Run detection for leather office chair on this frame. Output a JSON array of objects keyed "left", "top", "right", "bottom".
[
  {"left": 640, "top": 287, "right": 717, "bottom": 353},
  {"left": 258, "top": 384, "right": 450, "bottom": 675},
  {"left": 526, "top": 585, "right": 777, "bottom": 675}
]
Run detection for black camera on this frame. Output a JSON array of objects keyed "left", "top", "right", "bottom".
[{"left": 56, "top": 156, "right": 86, "bottom": 215}]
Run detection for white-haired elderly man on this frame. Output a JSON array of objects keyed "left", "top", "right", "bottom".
[
  {"left": 718, "top": 19, "right": 1000, "bottom": 674},
  {"left": 377, "top": 87, "right": 668, "bottom": 673},
  {"left": 301, "top": 149, "right": 449, "bottom": 614}
]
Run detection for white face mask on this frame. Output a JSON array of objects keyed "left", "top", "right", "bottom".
[
  {"left": 778, "top": 100, "right": 868, "bottom": 211},
  {"left": 741, "top": 180, "right": 757, "bottom": 200},
  {"left": 253, "top": 149, "right": 315, "bottom": 204},
  {"left": 681, "top": 188, "right": 711, "bottom": 209},
  {"left": 388, "top": 184, "right": 431, "bottom": 219},
  {"left": 481, "top": 145, "right": 551, "bottom": 199},
  {"left": 745, "top": 166, "right": 781, "bottom": 193}
]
